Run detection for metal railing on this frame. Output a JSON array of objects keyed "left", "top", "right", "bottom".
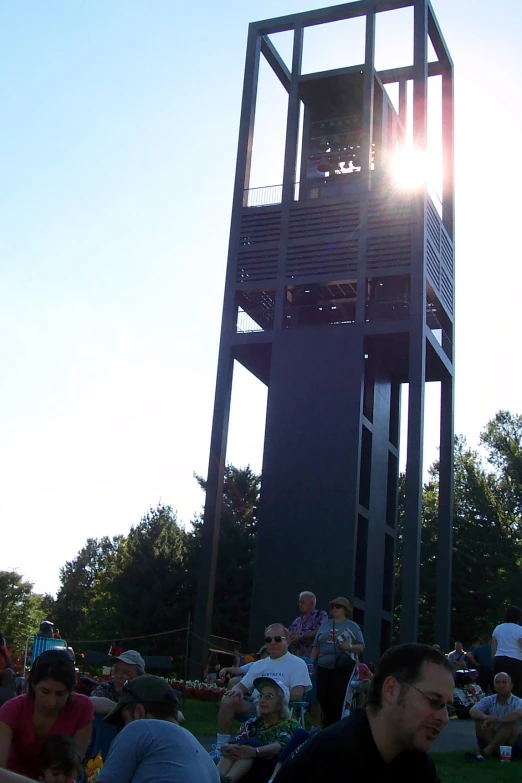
[
  {"left": 365, "top": 300, "right": 410, "bottom": 321},
  {"left": 236, "top": 307, "right": 274, "bottom": 333},
  {"left": 243, "top": 183, "right": 300, "bottom": 208},
  {"left": 283, "top": 303, "right": 356, "bottom": 329}
]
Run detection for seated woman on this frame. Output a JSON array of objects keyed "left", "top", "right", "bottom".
[
  {"left": 218, "top": 676, "right": 298, "bottom": 783},
  {"left": 0, "top": 649, "right": 93, "bottom": 779}
]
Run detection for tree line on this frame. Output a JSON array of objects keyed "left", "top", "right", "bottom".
[{"left": 1, "top": 410, "right": 520, "bottom": 662}]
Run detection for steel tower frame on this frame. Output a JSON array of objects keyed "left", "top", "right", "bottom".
[{"left": 193, "top": 0, "right": 454, "bottom": 668}]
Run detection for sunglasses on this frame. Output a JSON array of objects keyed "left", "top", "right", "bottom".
[
  {"left": 264, "top": 635, "right": 286, "bottom": 644},
  {"left": 330, "top": 603, "right": 346, "bottom": 610}
]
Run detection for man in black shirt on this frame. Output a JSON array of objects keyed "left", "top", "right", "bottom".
[{"left": 275, "top": 643, "right": 455, "bottom": 782}]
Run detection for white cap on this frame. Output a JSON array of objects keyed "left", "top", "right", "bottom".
[{"left": 253, "top": 676, "right": 290, "bottom": 703}]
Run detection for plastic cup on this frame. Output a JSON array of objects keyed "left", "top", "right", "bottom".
[{"left": 500, "top": 745, "right": 512, "bottom": 763}]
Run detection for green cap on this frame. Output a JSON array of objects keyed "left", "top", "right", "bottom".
[{"left": 104, "top": 675, "right": 179, "bottom": 725}]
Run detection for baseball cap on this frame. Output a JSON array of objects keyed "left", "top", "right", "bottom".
[
  {"left": 109, "top": 650, "right": 145, "bottom": 669},
  {"left": 104, "top": 675, "right": 179, "bottom": 724},
  {"left": 253, "top": 676, "right": 290, "bottom": 703}
]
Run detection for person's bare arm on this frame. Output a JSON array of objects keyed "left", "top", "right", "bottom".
[
  {"left": 226, "top": 742, "right": 282, "bottom": 760},
  {"left": 0, "top": 724, "right": 13, "bottom": 768},
  {"left": 309, "top": 646, "right": 318, "bottom": 664},
  {"left": 224, "top": 683, "right": 248, "bottom": 701},
  {"left": 289, "top": 685, "right": 304, "bottom": 700},
  {"left": 91, "top": 696, "right": 118, "bottom": 714},
  {"left": 491, "top": 637, "right": 498, "bottom": 656},
  {"left": 73, "top": 724, "right": 92, "bottom": 759},
  {"left": 485, "top": 710, "right": 522, "bottom": 725},
  {"left": 339, "top": 641, "right": 365, "bottom": 655},
  {"left": 219, "top": 667, "right": 244, "bottom": 678},
  {"left": 0, "top": 769, "right": 34, "bottom": 783},
  {"left": 469, "top": 705, "right": 489, "bottom": 721}
]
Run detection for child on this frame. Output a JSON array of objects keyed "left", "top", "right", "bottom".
[{"left": 40, "top": 736, "right": 82, "bottom": 783}]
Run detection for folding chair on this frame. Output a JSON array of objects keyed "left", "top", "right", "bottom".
[
  {"left": 23, "top": 636, "right": 68, "bottom": 676},
  {"left": 289, "top": 700, "right": 309, "bottom": 729},
  {"left": 341, "top": 666, "right": 359, "bottom": 719}
]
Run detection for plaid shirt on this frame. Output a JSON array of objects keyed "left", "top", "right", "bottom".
[{"left": 90, "top": 680, "right": 119, "bottom": 703}]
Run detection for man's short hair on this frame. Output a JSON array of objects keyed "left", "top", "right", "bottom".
[
  {"left": 454, "top": 640, "right": 463, "bottom": 646},
  {"left": 122, "top": 700, "right": 179, "bottom": 722},
  {"left": 494, "top": 671, "right": 512, "bottom": 683},
  {"left": 265, "top": 623, "right": 290, "bottom": 637},
  {"left": 366, "top": 643, "right": 454, "bottom": 710},
  {"left": 298, "top": 591, "right": 317, "bottom": 606}
]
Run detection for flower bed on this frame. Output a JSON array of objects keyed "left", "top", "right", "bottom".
[{"left": 169, "top": 679, "right": 227, "bottom": 702}]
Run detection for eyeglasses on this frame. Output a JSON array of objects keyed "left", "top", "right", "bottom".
[
  {"left": 398, "top": 679, "right": 456, "bottom": 717},
  {"left": 264, "top": 635, "right": 286, "bottom": 644},
  {"left": 330, "top": 604, "right": 345, "bottom": 610},
  {"left": 258, "top": 692, "right": 276, "bottom": 700}
]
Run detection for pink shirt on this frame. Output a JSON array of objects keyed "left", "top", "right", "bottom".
[{"left": 0, "top": 693, "right": 93, "bottom": 778}]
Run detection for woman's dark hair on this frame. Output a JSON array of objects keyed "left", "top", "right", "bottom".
[
  {"left": 28, "top": 650, "right": 77, "bottom": 698},
  {"left": 41, "top": 735, "right": 82, "bottom": 775},
  {"left": 503, "top": 606, "right": 522, "bottom": 624},
  {"left": 366, "top": 643, "right": 454, "bottom": 710}
]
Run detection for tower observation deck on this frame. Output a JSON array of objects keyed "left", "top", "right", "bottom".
[{"left": 193, "top": 0, "right": 454, "bottom": 665}]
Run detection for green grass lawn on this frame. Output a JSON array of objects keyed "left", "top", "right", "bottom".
[
  {"left": 181, "top": 699, "right": 522, "bottom": 781},
  {"left": 434, "top": 752, "right": 521, "bottom": 781},
  {"left": 181, "top": 698, "right": 220, "bottom": 736}
]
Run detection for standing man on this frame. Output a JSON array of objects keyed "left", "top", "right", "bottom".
[
  {"left": 211, "top": 624, "right": 311, "bottom": 761},
  {"left": 287, "top": 593, "right": 328, "bottom": 660},
  {"left": 447, "top": 641, "right": 468, "bottom": 669},
  {"left": 275, "top": 643, "right": 454, "bottom": 782},
  {"left": 467, "top": 671, "right": 522, "bottom": 761},
  {"left": 287, "top": 591, "right": 328, "bottom": 728},
  {"left": 467, "top": 635, "right": 494, "bottom": 694}
]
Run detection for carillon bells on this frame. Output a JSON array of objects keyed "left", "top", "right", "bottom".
[{"left": 316, "top": 155, "right": 334, "bottom": 173}]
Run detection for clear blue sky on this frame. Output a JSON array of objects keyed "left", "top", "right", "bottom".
[{"left": 0, "top": 0, "right": 520, "bottom": 596}]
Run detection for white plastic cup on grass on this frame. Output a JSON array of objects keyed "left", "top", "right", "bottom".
[{"left": 500, "top": 745, "right": 512, "bottom": 762}]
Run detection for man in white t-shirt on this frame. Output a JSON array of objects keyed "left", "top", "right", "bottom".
[
  {"left": 467, "top": 672, "right": 522, "bottom": 761},
  {"left": 447, "top": 641, "right": 468, "bottom": 669},
  {"left": 210, "top": 623, "right": 311, "bottom": 761}
]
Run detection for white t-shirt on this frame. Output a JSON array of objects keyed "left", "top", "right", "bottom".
[
  {"left": 239, "top": 652, "right": 312, "bottom": 694},
  {"left": 493, "top": 623, "right": 522, "bottom": 661}
]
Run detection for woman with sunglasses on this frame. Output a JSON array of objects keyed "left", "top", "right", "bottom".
[
  {"left": 310, "top": 597, "right": 365, "bottom": 727},
  {"left": 218, "top": 677, "right": 298, "bottom": 783},
  {"left": 0, "top": 650, "right": 93, "bottom": 779}
]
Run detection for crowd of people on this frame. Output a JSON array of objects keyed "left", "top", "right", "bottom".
[{"left": 1, "top": 600, "right": 522, "bottom": 781}]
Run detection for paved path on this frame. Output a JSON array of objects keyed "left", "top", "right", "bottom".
[
  {"left": 197, "top": 718, "right": 478, "bottom": 756},
  {"left": 431, "top": 718, "right": 477, "bottom": 753}
]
